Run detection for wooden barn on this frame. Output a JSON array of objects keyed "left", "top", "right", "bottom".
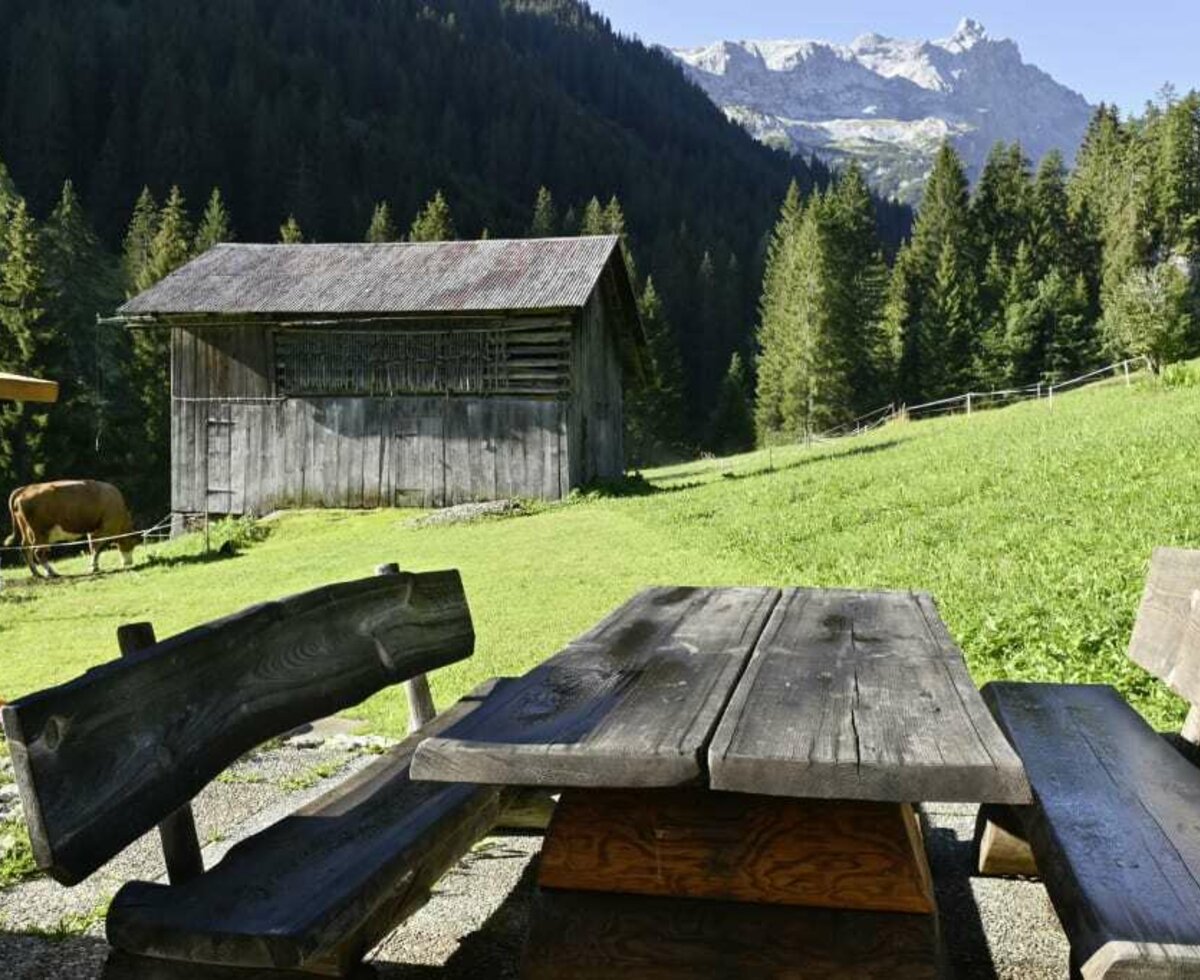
[{"left": 117, "top": 236, "right": 644, "bottom": 517}]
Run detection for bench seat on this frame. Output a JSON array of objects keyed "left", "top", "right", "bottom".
[
  {"left": 106, "top": 692, "right": 507, "bottom": 977},
  {"left": 983, "top": 682, "right": 1200, "bottom": 979}
]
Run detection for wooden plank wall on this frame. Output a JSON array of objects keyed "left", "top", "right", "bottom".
[
  {"left": 173, "top": 394, "right": 569, "bottom": 515},
  {"left": 570, "top": 277, "right": 626, "bottom": 487},
  {"left": 169, "top": 306, "right": 627, "bottom": 516}
]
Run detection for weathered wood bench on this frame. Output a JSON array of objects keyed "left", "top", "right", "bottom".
[
  {"left": 0, "top": 565, "right": 513, "bottom": 978},
  {"left": 975, "top": 547, "right": 1200, "bottom": 979}
]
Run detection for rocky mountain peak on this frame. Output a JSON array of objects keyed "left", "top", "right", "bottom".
[{"left": 670, "top": 20, "right": 1093, "bottom": 203}]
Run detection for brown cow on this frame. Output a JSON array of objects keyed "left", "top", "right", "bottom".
[{"left": 6, "top": 481, "right": 138, "bottom": 578}]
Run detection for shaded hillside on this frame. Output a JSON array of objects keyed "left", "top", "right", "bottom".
[{"left": 0, "top": 0, "right": 910, "bottom": 418}]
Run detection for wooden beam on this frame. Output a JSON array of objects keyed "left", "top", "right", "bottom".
[
  {"left": 1128, "top": 547, "right": 1200, "bottom": 707},
  {"left": 2, "top": 568, "right": 474, "bottom": 885},
  {"left": 0, "top": 372, "right": 58, "bottom": 403},
  {"left": 974, "top": 803, "right": 1039, "bottom": 877},
  {"left": 106, "top": 687, "right": 506, "bottom": 976},
  {"left": 116, "top": 623, "right": 204, "bottom": 886},
  {"left": 708, "top": 589, "right": 1031, "bottom": 804},
  {"left": 377, "top": 563, "right": 437, "bottom": 732},
  {"left": 411, "top": 587, "right": 781, "bottom": 789},
  {"left": 537, "top": 789, "right": 936, "bottom": 914},
  {"left": 521, "top": 889, "right": 941, "bottom": 980}
]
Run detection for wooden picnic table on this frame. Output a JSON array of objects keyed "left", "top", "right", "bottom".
[{"left": 411, "top": 586, "right": 1031, "bottom": 979}]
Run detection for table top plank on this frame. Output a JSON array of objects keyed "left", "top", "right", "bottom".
[
  {"left": 410, "top": 586, "right": 781, "bottom": 788},
  {"left": 708, "top": 588, "right": 1031, "bottom": 804}
]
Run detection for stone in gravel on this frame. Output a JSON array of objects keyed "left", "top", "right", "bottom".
[
  {"left": 283, "top": 732, "right": 326, "bottom": 749},
  {"left": 328, "top": 734, "right": 398, "bottom": 753},
  {"left": 405, "top": 499, "right": 525, "bottom": 530}
]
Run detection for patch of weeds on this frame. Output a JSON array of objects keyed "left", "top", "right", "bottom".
[
  {"left": 1159, "top": 361, "right": 1200, "bottom": 389},
  {"left": 216, "top": 769, "right": 267, "bottom": 786},
  {"left": 280, "top": 760, "right": 347, "bottom": 792},
  {"left": 0, "top": 815, "right": 38, "bottom": 889},
  {"left": 204, "top": 829, "right": 227, "bottom": 845},
  {"left": 21, "top": 899, "right": 110, "bottom": 940},
  {"left": 144, "top": 517, "right": 272, "bottom": 568}
]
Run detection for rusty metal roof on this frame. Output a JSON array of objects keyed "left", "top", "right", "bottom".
[{"left": 119, "top": 236, "right": 624, "bottom": 316}]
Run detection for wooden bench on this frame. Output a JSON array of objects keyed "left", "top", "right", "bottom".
[
  {"left": 1, "top": 565, "right": 513, "bottom": 978},
  {"left": 974, "top": 547, "right": 1200, "bottom": 979}
]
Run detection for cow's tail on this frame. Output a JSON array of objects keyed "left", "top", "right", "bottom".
[{"left": 4, "top": 489, "right": 19, "bottom": 547}]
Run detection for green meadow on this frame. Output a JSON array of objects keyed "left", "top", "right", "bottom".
[{"left": 2, "top": 371, "right": 1198, "bottom": 736}]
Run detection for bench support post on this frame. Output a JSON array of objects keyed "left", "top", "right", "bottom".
[
  {"left": 974, "top": 803, "right": 1038, "bottom": 877},
  {"left": 376, "top": 563, "right": 437, "bottom": 732},
  {"left": 116, "top": 623, "right": 205, "bottom": 886}
]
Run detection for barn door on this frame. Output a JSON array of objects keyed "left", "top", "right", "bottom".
[
  {"left": 205, "top": 407, "right": 235, "bottom": 515},
  {"left": 391, "top": 407, "right": 445, "bottom": 509}
]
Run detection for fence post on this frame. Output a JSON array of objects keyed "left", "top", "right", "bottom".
[
  {"left": 1048, "top": 385, "right": 1054, "bottom": 409},
  {"left": 966, "top": 393, "right": 973, "bottom": 417},
  {"left": 1123, "top": 360, "right": 1132, "bottom": 386}
]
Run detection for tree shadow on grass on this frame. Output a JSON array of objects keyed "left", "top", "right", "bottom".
[{"left": 588, "top": 439, "right": 904, "bottom": 501}]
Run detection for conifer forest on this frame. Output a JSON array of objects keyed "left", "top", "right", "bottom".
[{"left": 0, "top": 0, "right": 1197, "bottom": 520}]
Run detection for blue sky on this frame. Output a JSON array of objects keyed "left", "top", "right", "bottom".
[{"left": 588, "top": 1, "right": 1199, "bottom": 115}]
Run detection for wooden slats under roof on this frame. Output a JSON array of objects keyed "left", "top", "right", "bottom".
[{"left": 0, "top": 373, "right": 58, "bottom": 403}]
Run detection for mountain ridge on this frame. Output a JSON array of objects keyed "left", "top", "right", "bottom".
[{"left": 671, "top": 19, "right": 1095, "bottom": 202}]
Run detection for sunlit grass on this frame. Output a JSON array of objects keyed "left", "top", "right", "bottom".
[{"left": 1, "top": 369, "right": 1197, "bottom": 735}]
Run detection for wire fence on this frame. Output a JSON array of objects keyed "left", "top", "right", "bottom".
[{"left": 796, "top": 355, "right": 1153, "bottom": 447}]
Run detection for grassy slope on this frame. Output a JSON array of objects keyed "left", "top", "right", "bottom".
[{"left": 2, "top": 375, "right": 1197, "bottom": 735}]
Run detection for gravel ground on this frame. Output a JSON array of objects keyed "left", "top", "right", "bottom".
[{"left": 0, "top": 739, "right": 1069, "bottom": 979}]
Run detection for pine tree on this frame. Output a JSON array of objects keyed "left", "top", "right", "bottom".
[
  {"left": 706, "top": 352, "right": 755, "bottom": 455},
  {"left": 825, "top": 163, "right": 889, "bottom": 412},
  {"left": 193, "top": 188, "right": 234, "bottom": 254},
  {"left": 41, "top": 180, "right": 122, "bottom": 474},
  {"left": 1041, "top": 270, "right": 1095, "bottom": 381},
  {"left": 1030, "top": 151, "right": 1072, "bottom": 277},
  {"left": 530, "top": 186, "right": 557, "bottom": 238},
  {"left": 409, "top": 190, "right": 455, "bottom": 242},
  {"left": 925, "top": 237, "right": 980, "bottom": 396},
  {"left": 121, "top": 187, "right": 158, "bottom": 297},
  {"left": 137, "top": 186, "right": 192, "bottom": 292},
  {"left": 1003, "top": 241, "right": 1044, "bottom": 382},
  {"left": 580, "top": 197, "right": 606, "bottom": 236},
  {"left": 1156, "top": 92, "right": 1200, "bottom": 258},
  {"left": 279, "top": 215, "right": 304, "bottom": 244},
  {"left": 754, "top": 180, "right": 804, "bottom": 439},
  {"left": 971, "top": 142, "right": 1033, "bottom": 269},
  {"left": 624, "top": 277, "right": 687, "bottom": 465},
  {"left": 365, "top": 201, "right": 397, "bottom": 243},
  {"left": 887, "top": 142, "right": 978, "bottom": 401},
  {"left": 0, "top": 198, "right": 50, "bottom": 486}
]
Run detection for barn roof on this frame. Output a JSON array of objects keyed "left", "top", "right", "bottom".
[{"left": 119, "top": 236, "right": 627, "bottom": 316}]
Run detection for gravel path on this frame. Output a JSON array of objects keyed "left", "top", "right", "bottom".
[{"left": 0, "top": 740, "right": 1069, "bottom": 979}]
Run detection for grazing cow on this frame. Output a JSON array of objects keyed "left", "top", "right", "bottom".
[{"left": 5, "top": 481, "right": 138, "bottom": 578}]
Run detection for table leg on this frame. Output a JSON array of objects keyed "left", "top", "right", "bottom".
[{"left": 522, "top": 789, "right": 942, "bottom": 979}]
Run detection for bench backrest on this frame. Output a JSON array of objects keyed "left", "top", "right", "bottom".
[
  {"left": 0, "top": 568, "right": 473, "bottom": 885},
  {"left": 1129, "top": 547, "right": 1200, "bottom": 739}
]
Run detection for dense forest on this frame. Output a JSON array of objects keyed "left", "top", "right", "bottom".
[
  {"left": 755, "top": 93, "right": 1200, "bottom": 441},
  {"left": 0, "top": 0, "right": 916, "bottom": 517}
]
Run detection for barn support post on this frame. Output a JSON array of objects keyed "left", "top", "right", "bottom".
[
  {"left": 376, "top": 563, "right": 438, "bottom": 731},
  {"left": 116, "top": 622, "right": 205, "bottom": 885}
]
